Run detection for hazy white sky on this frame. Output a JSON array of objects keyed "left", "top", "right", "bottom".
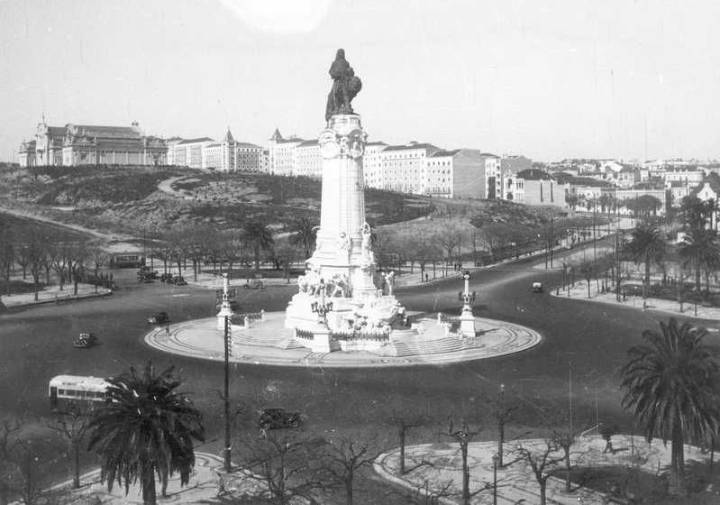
[{"left": 1, "top": 0, "right": 719, "bottom": 162}]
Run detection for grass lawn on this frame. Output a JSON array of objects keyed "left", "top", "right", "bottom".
[{"left": 556, "top": 462, "right": 720, "bottom": 504}]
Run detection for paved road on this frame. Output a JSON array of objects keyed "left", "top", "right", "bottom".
[{"left": 2, "top": 244, "right": 717, "bottom": 501}]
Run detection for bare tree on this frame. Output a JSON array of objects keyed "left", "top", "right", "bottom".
[
  {"left": 26, "top": 234, "right": 47, "bottom": 302},
  {"left": 236, "top": 432, "right": 327, "bottom": 505},
  {"left": 320, "top": 436, "right": 382, "bottom": 505},
  {"left": 0, "top": 418, "right": 21, "bottom": 505},
  {"left": 47, "top": 403, "right": 91, "bottom": 489},
  {"left": 0, "top": 428, "right": 51, "bottom": 505},
  {"left": 444, "top": 418, "right": 494, "bottom": 505},
  {"left": 436, "top": 226, "right": 466, "bottom": 274},
  {"left": 513, "top": 439, "right": 565, "bottom": 505},
  {"left": 68, "top": 240, "right": 88, "bottom": 295},
  {"left": 0, "top": 225, "right": 14, "bottom": 297},
  {"left": 15, "top": 242, "right": 31, "bottom": 280},
  {"left": 579, "top": 259, "right": 595, "bottom": 298},
  {"left": 386, "top": 411, "right": 428, "bottom": 475},
  {"left": 271, "top": 241, "right": 297, "bottom": 283},
  {"left": 50, "top": 242, "right": 71, "bottom": 291},
  {"left": 551, "top": 427, "right": 579, "bottom": 493},
  {"left": 487, "top": 384, "right": 517, "bottom": 468},
  {"left": 86, "top": 245, "right": 108, "bottom": 293},
  {"left": 405, "top": 480, "right": 455, "bottom": 505}
]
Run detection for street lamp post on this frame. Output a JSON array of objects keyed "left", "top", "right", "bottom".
[
  {"left": 223, "top": 314, "right": 232, "bottom": 472},
  {"left": 497, "top": 383, "right": 505, "bottom": 467},
  {"left": 492, "top": 453, "right": 499, "bottom": 505},
  {"left": 458, "top": 271, "right": 477, "bottom": 337}
]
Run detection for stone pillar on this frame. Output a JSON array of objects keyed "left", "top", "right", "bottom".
[
  {"left": 459, "top": 272, "right": 476, "bottom": 337},
  {"left": 309, "top": 114, "right": 376, "bottom": 298}
]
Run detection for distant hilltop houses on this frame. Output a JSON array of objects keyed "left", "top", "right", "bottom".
[{"left": 17, "top": 119, "right": 720, "bottom": 211}]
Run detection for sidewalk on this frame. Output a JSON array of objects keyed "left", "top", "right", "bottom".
[
  {"left": 0, "top": 282, "right": 111, "bottom": 309},
  {"left": 375, "top": 435, "right": 714, "bottom": 505},
  {"left": 15, "top": 451, "right": 271, "bottom": 505},
  {"left": 551, "top": 281, "right": 720, "bottom": 322}
]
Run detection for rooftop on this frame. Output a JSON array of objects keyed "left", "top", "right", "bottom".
[
  {"left": 383, "top": 143, "right": 439, "bottom": 152},
  {"left": 178, "top": 137, "right": 214, "bottom": 145},
  {"left": 66, "top": 124, "right": 141, "bottom": 139}
]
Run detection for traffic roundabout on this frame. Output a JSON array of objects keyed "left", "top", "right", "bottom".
[{"left": 144, "top": 311, "right": 542, "bottom": 368}]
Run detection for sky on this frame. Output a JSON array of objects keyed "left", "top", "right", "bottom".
[{"left": 1, "top": 0, "right": 719, "bottom": 162}]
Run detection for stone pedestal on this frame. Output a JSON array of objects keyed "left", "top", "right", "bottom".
[
  {"left": 217, "top": 304, "right": 233, "bottom": 331},
  {"left": 459, "top": 307, "right": 476, "bottom": 338},
  {"left": 284, "top": 114, "right": 411, "bottom": 351},
  {"left": 310, "top": 328, "right": 333, "bottom": 353}
]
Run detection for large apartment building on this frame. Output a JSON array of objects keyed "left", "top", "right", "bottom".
[
  {"left": 261, "top": 129, "right": 521, "bottom": 201},
  {"left": 267, "top": 128, "right": 304, "bottom": 176},
  {"left": 166, "top": 129, "right": 261, "bottom": 172}
]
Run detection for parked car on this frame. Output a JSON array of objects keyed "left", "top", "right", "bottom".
[
  {"left": 73, "top": 332, "right": 97, "bottom": 348},
  {"left": 159, "top": 273, "right": 173, "bottom": 283},
  {"left": 137, "top": 267, "right": 158, "bottom": 280},
  {"left": 531, "top": 282, "right": 543, "bottom": 293},
  {"left": 147, "top": 311, "right": 170, "bottom": 324},
  {"left": 258, "top": 408, "right": 302, "bottom": 431},
  {"left": 173, "top": 276, "right": 187, "bottom": 286},
  {"left": 244, "top": 279, "right": 264, "bottom": 290}
]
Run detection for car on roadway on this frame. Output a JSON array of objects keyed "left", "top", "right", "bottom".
[
  {"left": 73, "top": 332, "right": 98, "bottom": 349},
  {"left": 172, "top": 276, "right": 187, "bottom": 286},
  {"left": 258, "top": 408, "right": 302, "bottom": 431},
  {"left": 147, "top": 311, "right": 170, "bottom": 324},
  {"left": 531, "top": 282, "right": 543, "bottom": 293}
]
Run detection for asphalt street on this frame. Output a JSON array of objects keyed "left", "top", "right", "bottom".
[{"left": 2, "top": 248, "right": 718, "bottom": 497}]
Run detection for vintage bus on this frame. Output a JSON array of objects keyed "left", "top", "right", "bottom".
[
  {"left": 109, "top": 253, "right": 145, "bottom": 268},
  {"left": 48, "top": 375, "right": 111, "bottom": 409}
]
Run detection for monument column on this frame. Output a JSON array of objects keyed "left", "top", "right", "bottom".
[{"left": 309, "top": 114, "right": 375, "bottom": 295}]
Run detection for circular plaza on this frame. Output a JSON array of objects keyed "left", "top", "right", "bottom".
[{"left": 144, "top": 311, "right": 542, "bottom": 368}]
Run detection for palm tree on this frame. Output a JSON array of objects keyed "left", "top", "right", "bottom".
[
  {"left": 679, "top": 227, "right": 720, "bottom": 295},
  {"left": 87, "top": 363, "right": 205, "bottom": 505},
  {"left": 243, "top": 221, "right": 275, "bottom": 271},
  {"left": 290, "top": 217, "right": 317, "bottom": 259},
  {"left": 620, "top": 318, "right": 720, "bottom": 493},
  {"left": 680, "top": 195, "right": 712, "bottom": 232},
  {"left": 626, "top": 223, "right": 666, "bottom": 301}
]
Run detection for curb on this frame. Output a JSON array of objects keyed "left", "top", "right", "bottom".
[{"left": 1, "top": 290, "right": 113, "bottom": 310}]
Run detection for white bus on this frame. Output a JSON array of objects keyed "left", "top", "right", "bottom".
[{"left": 48, "top": 375, "right": 110, "bottom": 409}]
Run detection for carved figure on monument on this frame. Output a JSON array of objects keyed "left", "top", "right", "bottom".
[
  {"left": 383, "top": 270, "right": 395, "bottom": 296},
  {"left": 325, "top": 48, "right": 363, "bottom": 121},
  {"left": 298, "top": 266, "right": 323, "bottom": 295},
  {"left": 360, "top": 223, "right": 375, "bottom": 266},
  {"left": 337, "top": 232, "right": 351, "bottom": 262},
  {"left": 325, "top": 273, "right": 350, "bottom": 298}
]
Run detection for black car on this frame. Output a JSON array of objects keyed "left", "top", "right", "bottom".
[
  {"left": 73, "top": 332, "right": 97, "bottom": 348},
  {"left": 173, "top": 276, "right": 187, "bottom": 286},
  {"left": 258, "top": 408, "right": 302, "bottom": 431},
  {"left": 147, "top": 311, "right": 170, "bottom": 324},
  {"left": 159, "top": 273, "right": 174, "bottom": 283}
]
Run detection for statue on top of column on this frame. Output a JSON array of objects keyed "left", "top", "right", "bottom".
[{"left": 325, "top": 49, "right": 363, "bottom": 121}]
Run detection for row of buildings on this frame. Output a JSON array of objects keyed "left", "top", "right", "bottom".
[
  {"left": 264, "top": 128, "right": 549, "bottom": 201},
  {"left": 18, "top": 120, "right": 264, "bottom": 173},
  {"left": 20, "top": 119, "right": 550, "bottom": 203}
]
